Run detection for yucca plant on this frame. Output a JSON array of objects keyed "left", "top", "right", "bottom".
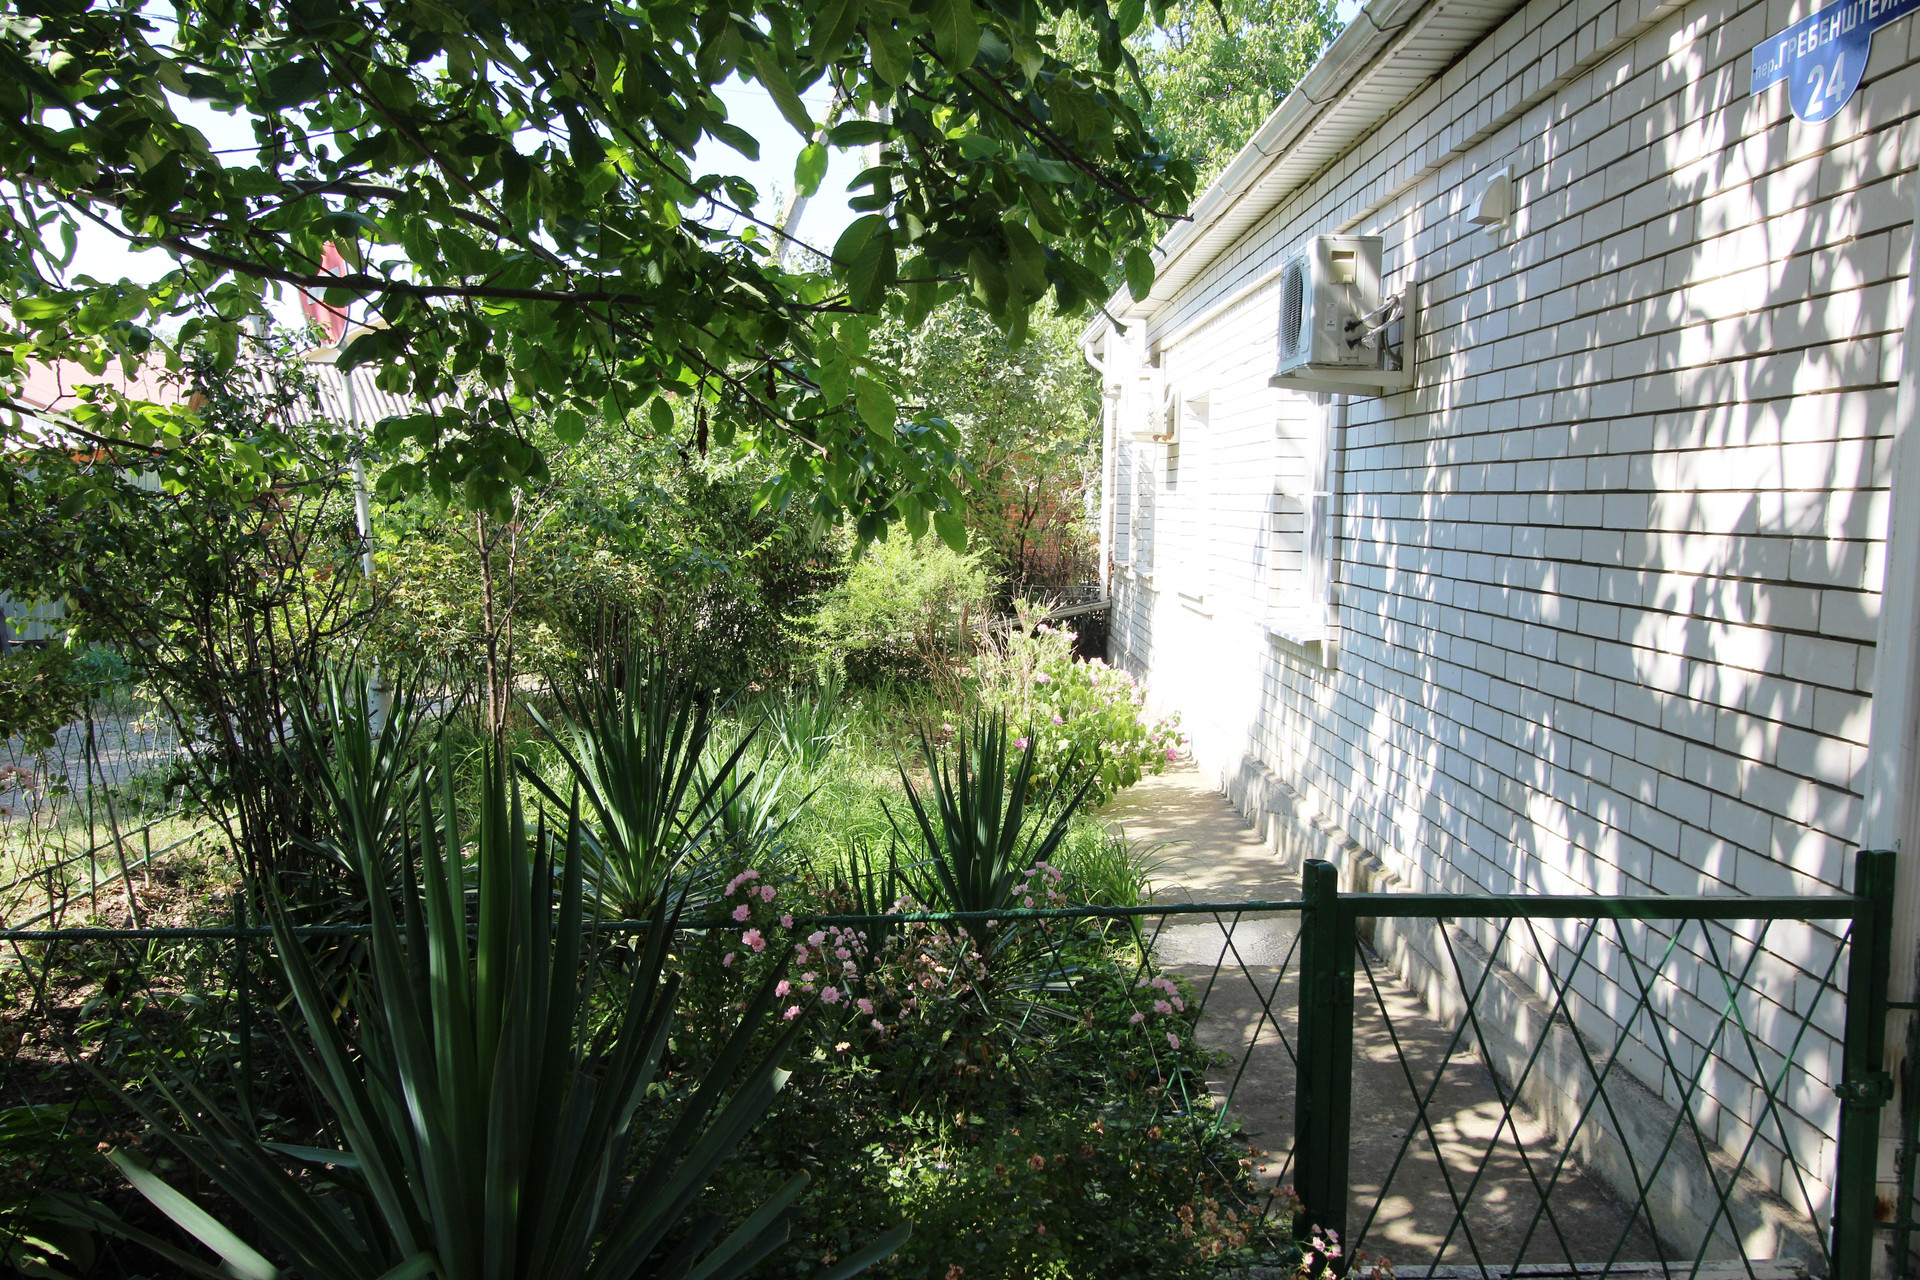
[
  {"left": 758, "top": 677, "right": 846, "bottom": 772},
  {"left": 74, "top": 746, "right": 907, "bottom": 1280},
  {"left": 829, "top": 839, "right": 908, "bottom": 958},
  {"left": 528, "top": 652, "right": 753, "bottom": 921},
  {"left": 290, "top": 667, "right": 429, "bottom": 881},
  {"left": 693, "top": 745, "right": 802, "bottom": 880},
  {"left": 891, "top": 717, "right": 1096, "bottom": 930}
]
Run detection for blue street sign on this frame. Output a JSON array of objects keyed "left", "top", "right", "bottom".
[{"left": 1752, "top": 0, "right": 1920, "bottom": 122}]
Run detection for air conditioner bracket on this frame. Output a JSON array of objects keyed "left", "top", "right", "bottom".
[{"left": 1269, "top": 280, "right": 1420, "bottom": 399}]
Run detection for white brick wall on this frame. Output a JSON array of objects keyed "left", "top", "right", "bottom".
[{"left": 1101, "top": 0, "right": 1916, "bottom": 1235}]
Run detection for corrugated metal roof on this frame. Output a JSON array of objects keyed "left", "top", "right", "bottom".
[{"left": 1090, "top": 0, "right": 1528, "bottom": 338}]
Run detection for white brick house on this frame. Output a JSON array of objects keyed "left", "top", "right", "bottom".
[{"left": 1086, "top": 0, "right": 1920, "bottom": 1262}]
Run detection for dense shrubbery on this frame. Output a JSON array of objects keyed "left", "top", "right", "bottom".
[
  {"left": 807, "top": 536, "right": 992, "bottom": 687},
  {"left": 645, "top": 701, "right": 1270, "bottom": 1278},
  {"left": 665, "top": 850, "right": 1280, "bottom": 1278},
  {"left": 4, "top": 416, "right": 1210, "bottom": 1279},
  {"left": 3, "top": 664, "right": 1285, "bottom": 1280},
  {"left": 976, "top": 620, "right": 1185, "bottom": 808}
]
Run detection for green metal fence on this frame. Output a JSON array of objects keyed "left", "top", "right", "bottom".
[
  {"left": 1285, "top": 849, "right": 1899, "bottom": 1280},
  {"left": 0, "top": 854, "right": 1901, "bottom": 1280}
]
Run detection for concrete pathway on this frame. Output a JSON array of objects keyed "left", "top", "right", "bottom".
[{"left": 1102, "top": 765, "right": 1661, "bottom": 1274}]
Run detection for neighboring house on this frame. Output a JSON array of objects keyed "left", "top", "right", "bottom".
[
  {"left": 0, "top": 342, "right": 398, "bottom": 648},
  {"left": 0, "top": 358, "right": 184, "bottom": 647},
  {"left": 1085, "top": 0, "right": 1920, "bottom": 1263}
]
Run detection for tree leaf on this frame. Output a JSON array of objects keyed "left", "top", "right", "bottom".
[
  {"left": 854, "top": 376, "right": 895, "bottom": 434},
  {"left": 1124, "top": 246, "right": 1156, "bottom": 302},
  {"left": 932, "top": 508, "right": 967, "bottom": 554},
  {"left": 261, "top": 58, "right": 327, "bottom": 109},
  {"left": 846, "top": 228, "right": 896, "bottom": 308},
  {"left": 930, "top": 0, "right": 982, "bottom": 71},
  {"left": 868, "top": 19, "right": 912, "bottom": 86},
  {"left": 902, "top": 278, "right": 937, "bottom": 329},
  {"left": 820, "top": 350, "right": 851, "bottom": 405},
  {"left": 648, "top": 397, "right": 676, "bottom": 433},
  {"left": 831, "top": 214, "right": 886, "bottom": 274},
  {"left": 749, "top": 47, "right": 816, "bottom": 137},
  {"left": 709, "top": 121, "right": 761, "bottom": 161},
  {"left": 794, "top": 143, "right": 828, "bottom": 198},
  {"left": 810, "top": 0, "right": 860, "bottom": 58},
  {"left": 553, "top": 407, "right": 587, "bottom": 445},
  {"left": 967, "top": 249, "right": 1007, "bottom": 314},
  {"left": 826, "top": 120, "right": 890, "bottom": 147},
  {"left": 1014, "top": 157, "right": 1077, "bottom": 184},
  {"left": 1003, "top": 221, "right": 1048, "bottom": 297}
]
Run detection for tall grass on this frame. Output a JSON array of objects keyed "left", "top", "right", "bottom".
[{"left": 1054, "top": 821, "right": 1162, "bottom": 908}]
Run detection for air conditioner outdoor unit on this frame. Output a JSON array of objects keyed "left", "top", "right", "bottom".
[{"left": 1269, "top": 235, "right": 1416, "bottom": 396}]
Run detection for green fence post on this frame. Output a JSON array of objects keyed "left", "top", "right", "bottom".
[
  {"left": 1833, "top": 847, "right": 1895, "bottom": 1280},
  {"left": 1295, "top": 858, "right": 1355, "bottom": 1271}
]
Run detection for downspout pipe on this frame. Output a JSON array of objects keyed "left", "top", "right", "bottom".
[{"left": 1084, "top": 334, "right": 1114, "bottom": 598}]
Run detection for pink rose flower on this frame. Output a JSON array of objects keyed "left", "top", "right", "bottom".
[
  {"left": 722, "top": 952, "right": 736, "bottom": 968},
  {"left": 820, "top": 986, "right": 842, "bottom": 1005},
  {"left": 732, "top": 903, "right": 751, "bottom": 922},
  {"left": 857, "top": 998, "right": 874, "bottom": 1014},
  {"left": 808, "top": 931, "right": 827, "bottom": 947},
  {"left": 1129, "top": 1011, "right": 1145, "bottom": 1024},
  {"left": 1167, "top": 1032, "right": 1181, "bottom": 1049},
  {"left": 783, "top": 1005, "right": 801, "bottom": 1021},
  {"left": 1153, "top": 1000, "right": 1172, "bottom": 1015},
  {"left": 1014, "top": 737, "right": 1030, "bottom": 750},
  {"left": 760, "top": 884, "right": 776, "bottom": 902},
  {"left": 743, "top": 928, "right": 766, "bottom": 952},
  {"left": 777, "top": 979, "right": 792, "bottom": 996},
  {"left": 781, "top": 913, "right": 794, "bottom": 929}
]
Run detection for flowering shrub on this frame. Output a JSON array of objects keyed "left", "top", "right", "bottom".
[
  {"left": 974, "top": 620, "right": 1184, "bottom": 808},
  {"left": 672, "top": 862, "right": 1296, "bottom": 1278}
]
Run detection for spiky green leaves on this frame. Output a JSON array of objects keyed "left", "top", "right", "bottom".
[{"left": 78, "top": 675, "right": 908, "bottom": 1280}]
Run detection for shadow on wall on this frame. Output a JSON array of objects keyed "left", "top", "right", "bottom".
[{"left": 1213, "top": 79, "right": 1894, "bottom": 1268}]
